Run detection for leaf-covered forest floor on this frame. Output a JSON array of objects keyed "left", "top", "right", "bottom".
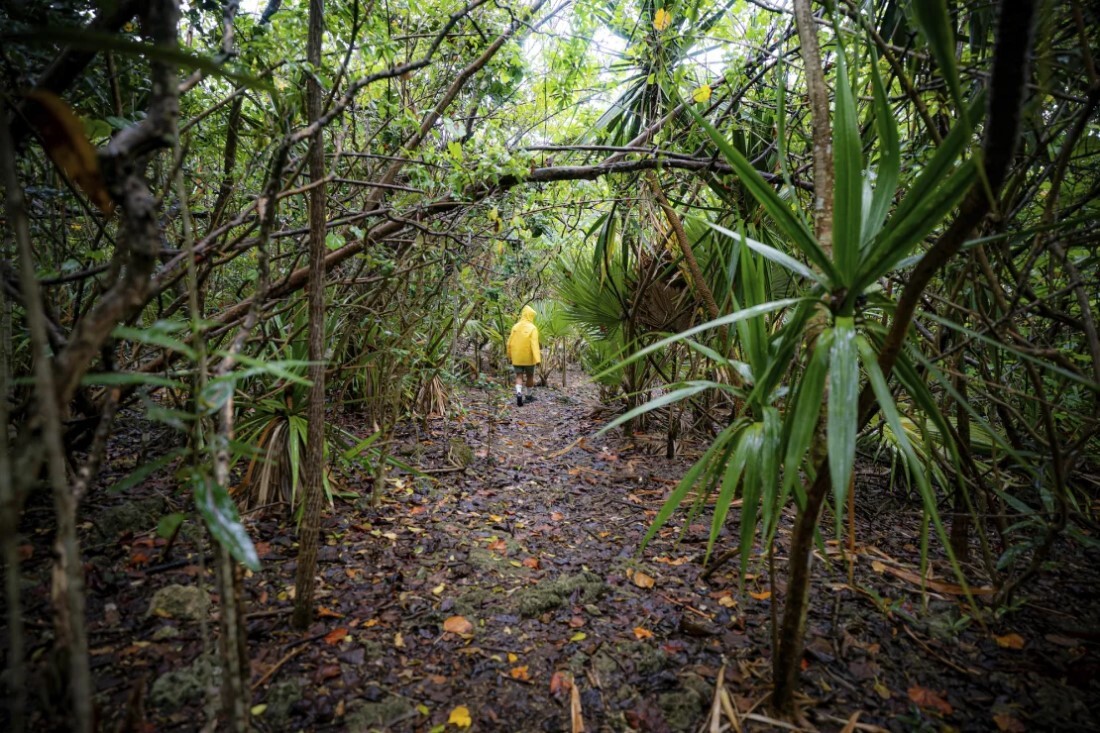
[{"left": 9, "top": 376, "right": 1100, "bottom": 732}]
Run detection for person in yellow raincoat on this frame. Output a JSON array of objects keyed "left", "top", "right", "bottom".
[{"left": 507, "top": 305, "right": 541, "bottom": 406}]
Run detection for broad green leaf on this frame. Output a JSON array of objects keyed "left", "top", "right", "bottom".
[
  {"left": 193, "top": 473, "right": 260, "bottom": 571},
  {"left": 596, "top": 381, "right": 717, "bottom": 436},
  {"left": 81, "top": 372, "right": 185, "bottom": 390},
  {"left": 832, "top": 38, "right": 862, "bottom": 284},
  {"left": 695, "top": 217, "right": 824, "bottom": 285},
  {"left": 828, "top": 317, "right": 859, "bottom": 533},
  {"left": 780, "top": 328, "right": 831, "bottom": 508},
  {"left": 864, "top": 49, "right": 900, "bottom": 246},
  {"left": 593, "top": 298, "right": 805, "bottom": 379},
  {"left": 683, "top": 102, "right": 837, "bottom": 283},
  {"left": 707, "top": 426, "right": 751, "bottom": 563}
]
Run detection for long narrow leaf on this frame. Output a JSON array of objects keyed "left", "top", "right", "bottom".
[{"left": 828, "top": 317, "right": 859, "bottom": 534}]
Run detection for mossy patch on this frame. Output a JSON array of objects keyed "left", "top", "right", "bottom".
[
  {"left": 659, "top": 687, "right": 707, "bottom": 732},
  {"left": 149, "top": 656, "right": 218, "bottom": 712},
  {"left": 262, "top": 679, "right": 301, "bottom": 728},
  {"left": 345, "top": 694, "right": 415, "bottom": 732},
  {"left": 147, "top": 584, "right": 210, "bottom": 622},
  {"left": 96, "top": 496, "right": 167, "bottom": 538},
  {"left": 513, "top": 571, "right": 605, "bottom": 618}
]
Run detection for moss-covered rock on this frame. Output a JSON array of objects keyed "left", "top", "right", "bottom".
[
  {"left": 513, "top": 571, "right": 606, "bottom": 618},
  {"left": 659, "top": 686, "right": 707, "bottom": 732},
  {"left": 147, "top": 584, "right": 210, "bottom": 622},
  {"left": 149, "top": 656, "right": 218, "bottom": 712},
  {"left": 262, "top": 679, "right": 301, "bottom": 729},
  {"left": 96, "top": 496, "right": 168, "bottom": 538},
  {"left": 345, "top": 694, "right": 416, "bottom": 732}
]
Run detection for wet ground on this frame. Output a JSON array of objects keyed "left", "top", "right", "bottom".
[{"left": 7, "top": 377, "right": 1100, "bottom": 731}]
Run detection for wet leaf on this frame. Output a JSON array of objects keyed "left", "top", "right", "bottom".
[
  {"left": 443, "top": 615, "right": 474, "bottom": 635},
  {"left": 994, "top": 633, "right": 1025, "bottom": 650},
  {"left": 324, "top": 627, "right": 348, "bottom": 645},
  {"left": 993, "top": 713, "right": 1026, "bottom": 732},
  {"left": 633, "top": 571, "right": 655, "bottom": 589},
  {"left": 907, "top": 685, "right": 952, "bottom": 715},
  {"left": 448, "top": 705, "right": 472, "bottom": 728}
]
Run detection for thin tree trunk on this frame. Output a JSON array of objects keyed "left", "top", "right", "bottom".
[
  {"left": 0, "top": 110, "right": 28, "bottom": 733},
  {"left": 2, "top": 112, "right": 93, "bottom": 733},
  {"left": 293, "top": 0, "right": 328, "bottom": 630}
]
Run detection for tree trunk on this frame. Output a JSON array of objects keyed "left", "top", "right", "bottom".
[{"left": 293, "top": 0, "right": 328, "bottom": 630}]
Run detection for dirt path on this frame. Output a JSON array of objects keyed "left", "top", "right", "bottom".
[{"left": 10, "top": 379, "right": 1100, "bottom": 732}]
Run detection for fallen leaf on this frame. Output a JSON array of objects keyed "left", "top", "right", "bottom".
[
  {"left": 994, "top": 633, "right": 1025, "bottom": 650},
  {"left": 432, "top": 583, "right": 446, "bottom": 596},
  {"left": 993, "top": 713, "right": 1026, "bottom": 732},
  {"left": 550, "top": 512, "right": 564, "bottom": 522},
  {"left": 873, "top": 680, "right": 891, "bottom": 699},
  {"left": 448, "top": 705, "right": 472, "bottom": 728},
  {"left": 394, "top": 632, "right": 405, "bottom": 648},
  {"left": 317, "top": 606, "right": 344, "bottom": 619},
  {"left": 749, "top": 590, "right": 771, "bottom": 601},
  {"left": 907, "top": 685, "right": 952, "bottom": 715},
  {"left": 718, "top": 595, "right": 737, "bottom": 608},
  {"left": 510, "top": 665, "right": 530, "bottom": 681},
  {"left": 250, "top": 704, "right": 267, "bottom": 716},
  {"left": 443, "top": 616, "right": 474, "bottom": 635},
  {"left": 570, "top": 632, "right": 587, "bottom": 642},
  {"left": 633, "top": 571, "right": 655, "bottom": 589},
  {"left": 633, "top": 627, "right": 654, "bottom": 640},
  {"left": 487, "top": 538, "right": 508, "bottom": 553},
  {"left": 550, "top": 671, "right": 572, "bottom": 696},
  {"left": 568, "top": 616, "right": 586, "bottom": 628},
  {"left": 871, "top": 560, "right": 887, "bottom": 573},
  {"left": 507, "top": 653, "right": 518, "bottom": 663},
  {"left": 522, "top": 557, "right": 540, "bottom": 569},
  {"left": 324, "top": 627, "right": 348, "bottom": 645}
]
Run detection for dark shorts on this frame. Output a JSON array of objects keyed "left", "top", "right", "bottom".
[{"left": 513, "top": 365, "right": 535, "bottom": 376}]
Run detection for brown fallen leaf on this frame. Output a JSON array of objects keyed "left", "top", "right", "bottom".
[
  {"left": 443, "top": 615, "right": 474, "bottom": 635},
  {"left": 749, "top": 590, "right": 771, "bottom": 601},
  {"left": 570, "top": 678, "right": 585, "bottom": 733},
  {"left": 549, "top": 670, "right": 572, "bottom": 697},
  {"left": 487, "top": 538, "right": 508, "bottom": 554},
  {"left": 993, "top": 713, "right": 1026, "bottom": 732},
  {"left": 568, "top": 616, "right": 586, "bottom": 628},
  {"left": 550, "top": 511, "right": 564, "bottom": 522},
  {"left": 907, "top": 685, "right": 952, "bottom": 715},
  {"left": 522, "top": 557, "right": 541, "bottom": 569},
  {"left": 323, "top": 627, "right": 348, "bottom": 645},
  {"left": 994, "top": 632, "right": 1026, "bottom": 650},
  {"left": 633, "top": 571, "right": 656, "bottom": 589},
  {"left": 317, "top": 606, "right": 344, "bottom": 619}
]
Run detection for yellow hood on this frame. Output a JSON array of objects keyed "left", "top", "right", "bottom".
[{"left": 520, "top": 305, "right": 537, "bottom": 323}]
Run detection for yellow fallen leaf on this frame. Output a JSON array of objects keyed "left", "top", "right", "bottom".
[
  {"left": 633, "top": 571, "right": 656, "bottom": 589},
  {"left": 994, "top": 632, "right": 1025, "bottom": 650},
  {"left": 692, "top": 85, "right": 712, "bottom": 103},
  {"left": 718, "top": 595, "right": 737, "bottom": 608},
  {"left": 394, "top": 632, "right": 405, "bottom": 648},
  {"left": 749, "top": 590, "right": 771, "bottom": 600},
  {"left": 570, "top": 632, "right": 587, "bottom": 642},
  {"left": 633, "top": 626, "right": 654, "bottom": 640},
  {"left": 250, "top": 704, "right": 267, "bottom": 716},
  {"left": 873, "top": 680, "right": 892, "bottom": 699},
  {"left": 443, "top": 616, "right": 474, "bottom": 635},
  {"left": 871, "top": 560, "right": 887, "bottom": 573},
  {"left": 653, "top": 8, "right": 672, "bottom": 31},
  {"left": 432, "top": 583, "right": 446, "bottom": 596},
  {"left": 507, "top": 652, "right": 518, "bottom": 663},
  {"left": 448, "top": 705, "right": 472, "bottom": 728}
]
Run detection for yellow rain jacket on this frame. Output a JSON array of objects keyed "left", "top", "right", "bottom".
[{"left": 507, "top": 306, "right": 541, "bottom": 366}]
